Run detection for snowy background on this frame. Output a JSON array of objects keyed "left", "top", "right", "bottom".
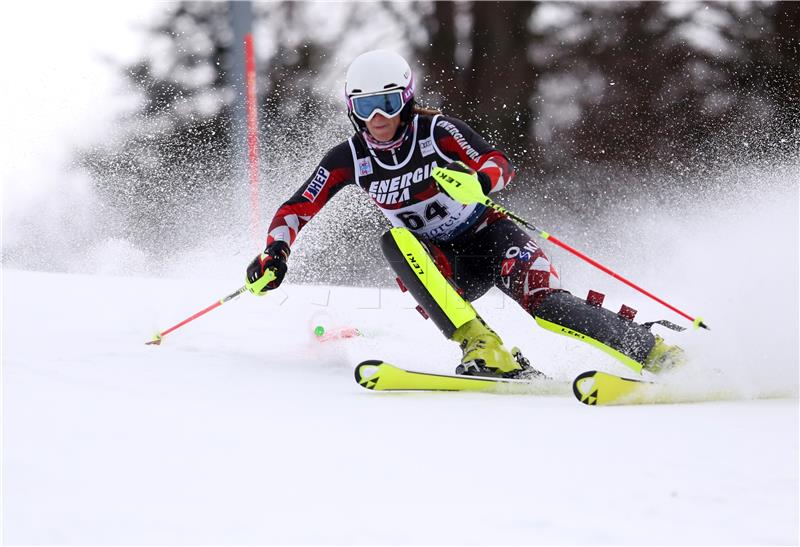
[{"left": 2, "top": 2, "right": 798, "bottom": 545}]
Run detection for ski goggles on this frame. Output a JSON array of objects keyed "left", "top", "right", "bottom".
[{"left": 349, "top": 86, "right": 413, "bottom": 122}]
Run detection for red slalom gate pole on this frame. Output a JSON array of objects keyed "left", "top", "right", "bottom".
[
  {"left": 146, "top": 286, "right": 248, "bottom": 345},
  {"left": 484, "top": 198, "right": 710, "bottom": 330},
  {"left": 244, "top": 33, "right": 261, "bottom": 246}
]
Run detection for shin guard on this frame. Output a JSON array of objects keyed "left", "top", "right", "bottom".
[
  {"left": 534, "top": 291, "right": 656, "bottom": 373},
  {"left": 381, "top": 228, "right": 476, "bottom": 338}
]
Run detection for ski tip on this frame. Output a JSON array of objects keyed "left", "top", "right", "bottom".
[
  {"left": 354, "top": 360, "right": 384, "bottom": 389},
  {"left": 145, "top": 334, "right": 162, "bottom": 346},
  {"left": 572, "top": 370, "right": 600, "bottom": 406}
]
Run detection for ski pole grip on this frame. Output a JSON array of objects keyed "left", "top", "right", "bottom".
[{"left": 246, "top": 268, "right": 278, "bottom": 295}]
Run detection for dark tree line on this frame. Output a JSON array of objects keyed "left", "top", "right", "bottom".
[{"left": 80, "top": 1, "right": 799, "bottom": 264}]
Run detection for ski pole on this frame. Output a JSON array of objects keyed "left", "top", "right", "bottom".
[
  {"left": 145, "top": 266, "right": 278, "bottom": 345},
  {"left": 146, "top": 286, "right": 249, "bottom": 345},
  {"left": 484, "top": 198, "right": 710, "bottom": 331}
]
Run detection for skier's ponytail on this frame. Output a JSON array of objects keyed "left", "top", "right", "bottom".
[{"left": 413, "top": 104, "right": 442, "bottom": 116}]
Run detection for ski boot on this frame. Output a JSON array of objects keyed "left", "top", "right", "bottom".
[
  {"left": 642, "top": 335, "right": 686, "bottom": 373},
  {"left": 453, "top": 318, "right": 546, "bottom": 379},
  {"left": 510, "top": 347, "right": 550, "bottom": 380}
]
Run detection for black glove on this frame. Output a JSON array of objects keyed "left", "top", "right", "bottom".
[
  {"left": 442, "top": 161, "right": 493, "bottom": 195},
  {"left": 246, "top": 241, "right": 290, "bottom": 294}
]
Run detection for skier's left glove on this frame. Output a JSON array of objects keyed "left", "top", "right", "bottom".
[
  {"left": 431, "top": 161, "right": 493, "bottom": 205},
  {"left": 245, "top": 241, "right": 290, "bottom": 295}
]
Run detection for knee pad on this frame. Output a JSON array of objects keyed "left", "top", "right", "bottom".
[
  {"left": 534, "top": 291, "right": 656, "bottom": 373},
  {"left": 381, "top": 227, "right": 476, "bottom": 338}
]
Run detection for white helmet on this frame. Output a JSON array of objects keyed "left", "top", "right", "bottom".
[{"left": 345, "top": 50, "right": 415, "bottom": 128}]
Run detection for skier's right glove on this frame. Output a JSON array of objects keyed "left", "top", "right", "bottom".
[{"left": 246, "top": 241, "right": 290, "bottom": 295}]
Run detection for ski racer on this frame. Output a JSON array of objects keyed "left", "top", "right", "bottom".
[{"left": 245, "top": 49, "right": 683, "bottom": 378}]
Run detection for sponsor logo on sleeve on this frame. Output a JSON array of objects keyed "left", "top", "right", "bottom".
[
  {"left": 302, "top": 166, "right": 330, "bottom": 202},
  {"left": 436, "top": 120, "right": 481, "bottom": 161},
  {"left": 357, "top": 157, "right": 373, "bottom": 176}
]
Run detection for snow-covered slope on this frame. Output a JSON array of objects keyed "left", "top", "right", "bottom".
[{"left": 3, "top": 260, "right": 798, "bottom": 544}]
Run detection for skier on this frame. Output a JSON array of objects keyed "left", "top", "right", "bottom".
[{"left": 245, "top": 49, "right": 682, "bottom": 378}]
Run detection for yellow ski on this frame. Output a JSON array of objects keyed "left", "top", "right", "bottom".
[
  {"left": 354, "top": 360, "right": 568, "bottom": 396},
  {"left": 572, "top": 370, "right": 655, "bottom": 405},
  {"left": 355, "top": 361, "right": 665, "bottom": 406}
]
